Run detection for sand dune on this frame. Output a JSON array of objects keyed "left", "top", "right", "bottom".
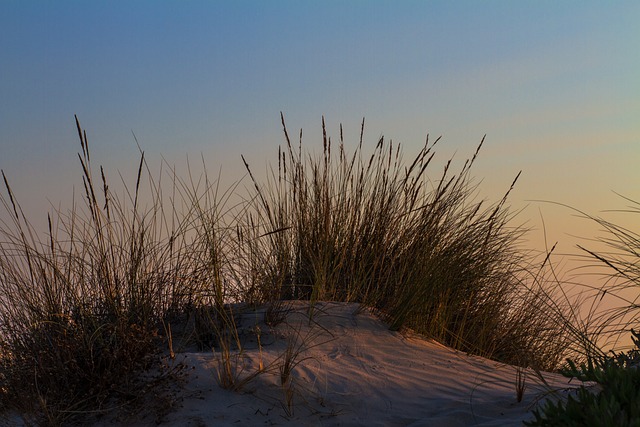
[{"left": 88, "top": 301, "right": 574, "bottom": 426}]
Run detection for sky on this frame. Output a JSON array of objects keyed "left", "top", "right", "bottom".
[{"left": 1, "top": 1, "right": 639, "bottom": 280}]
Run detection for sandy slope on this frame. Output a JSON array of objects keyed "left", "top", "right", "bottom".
[{"left": 105, "top": 301, "right": 572, "bottom": 427}]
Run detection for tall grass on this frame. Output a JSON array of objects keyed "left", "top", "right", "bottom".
[
  {"left": 577, "top": 195, "right": 640, "bottom": 351},
  {"left": 0, "top": 114, "right": 590, "bottom": 424},
  {"left": 241, "top": 113, "right": 573, "bottom": 370},
  {"left": 550, "top": 196, "right": 640, "bottom": 357},
  {"left": 0, "top": 117, "right": 238, "bottom": 425}
]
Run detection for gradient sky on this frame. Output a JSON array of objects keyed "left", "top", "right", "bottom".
[{"left": 1, "top": 1, "right": 639, "bottom": 275}]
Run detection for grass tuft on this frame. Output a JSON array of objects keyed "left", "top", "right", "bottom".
[
  {"left": 241, "top": 113, "right": 572, "bottom": 370},
  {"left": 0, "top": 117, "right": 236, "bottom": 424}
]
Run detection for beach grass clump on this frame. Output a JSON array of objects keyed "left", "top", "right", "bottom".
[
  {"left": 241, "top": 114, "right": 572, "bottom": 370},
  {"left": 0, "top": 117, "right": 237, "bottom": 425},
  {"left": 0, "top": 119, "right": 165, "bottom": 424}
]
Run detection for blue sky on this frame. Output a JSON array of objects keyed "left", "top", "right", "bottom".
[{"left": 1, "top": 1, "right": 639, "bottom": 262}]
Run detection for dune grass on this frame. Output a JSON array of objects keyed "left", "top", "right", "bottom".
[
  {"left": 0, "top": 117, "right": 240, "bottom": 425},
  {"left": 575, "top": 195, "right": 640, "bottom": 353},
  {"left": 241, "top": 113, "right": 572, "bottom": 370},
  {"left": 0, "top": 114, "right": 629, "bottom": 424}
]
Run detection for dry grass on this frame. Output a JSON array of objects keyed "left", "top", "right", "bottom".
[
  {"left": 1, "top": 114, "right": 627, "bottom": 424},
  {"left": 241, "top": 113, "right": 574, "bottom": 370},
  {"left": 547, "top": 196, "right": 640, "bottom": 359},
  {"left": 0, "top": 117, "right": 239, "bottom": 424},
  {"left": 576, "top": 196, "right": 640, "bottom": 352},
  {"left": 515, "top": 365, "right": 527, "bottom": 403}
]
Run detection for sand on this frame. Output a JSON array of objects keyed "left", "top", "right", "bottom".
[
  {"left": 5, "top": 301, "right": 576, "bottom": 426},
  {"left": 117, "top": 301, "right": 573, "bottom": 426}
]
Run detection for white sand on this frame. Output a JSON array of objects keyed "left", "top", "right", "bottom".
[{"left": 133, "top": 301, "right": 572, "bottom": 427}]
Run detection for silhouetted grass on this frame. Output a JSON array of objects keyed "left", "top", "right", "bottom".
[
  {"left": 241, "top": 113, "right": 573, "bottom": 370},
  {"left": 576, "top": 195, "right": 640, "bottom": 352},
  {"left": 533, "top": 197, "right": 640, "bottom": 361},
  {"left": 0, "top": 114, "right": 618, "bottom": 424},
  {"left": 0, "top": 117, "right": 239, "bottom": 425}
]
